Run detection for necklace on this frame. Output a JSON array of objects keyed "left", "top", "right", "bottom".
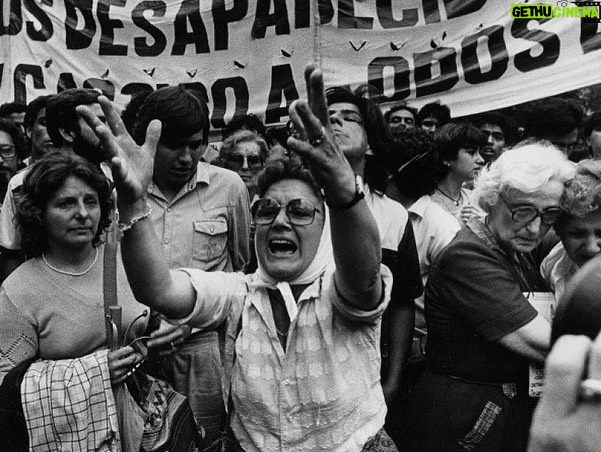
[
  {"left": 436, "top": 187, "right": 461, "bottom": 206},
  {"left": 42, "top": 247, "right": 99, "bottom": 276}
]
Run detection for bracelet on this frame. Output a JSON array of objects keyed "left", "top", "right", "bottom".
[
  {"left": 327, "top": 174, "right": 365, "bottom": 211},
  {"left": 118, "top": 202, "right": 152, "bottom": 232}
]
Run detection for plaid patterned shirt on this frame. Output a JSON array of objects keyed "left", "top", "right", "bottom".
[{"left": 21, "top": 350, "right": 119, "bottom": 451}]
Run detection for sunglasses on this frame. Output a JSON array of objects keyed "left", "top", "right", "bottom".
[
  {"left": 227, "top": 154, "right": 263, "bottom": 170},
  {"left": 252, "top": 198, "right": 321, "bottom": 226},
  {"left": 500, "top": 196, "right": 562, "bottom": 225}
]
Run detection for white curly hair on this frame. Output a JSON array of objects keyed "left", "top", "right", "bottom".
[{"left": 473, "top": 140, "right": 576, "bottom": 213}]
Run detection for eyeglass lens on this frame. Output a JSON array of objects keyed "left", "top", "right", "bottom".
[
  {"left": 253, "top": 198, "right": 317, "bottom": 226},
  {"left": 511, "top": 206, "right": 562, "bottom": 225},
  {"left": 228, "top": 154, "right": 262, "bottom": 169}
]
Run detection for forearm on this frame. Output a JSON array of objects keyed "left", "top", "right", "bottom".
[
  {"left": 119, "top": 198, "right": 195, "bottom": 318},
  {"left": 330, "top": 199, "right": 382, "bottom": 310},
  {"left": 382, "top": 301, "right": 415, "bottom": 403},
  {"left": 497, "top": 314, "right": 551, "bottom": 364}
]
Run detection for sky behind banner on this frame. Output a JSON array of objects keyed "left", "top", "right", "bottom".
[{"left": 1, "top": 0, "right": 601, "bottom": 126}]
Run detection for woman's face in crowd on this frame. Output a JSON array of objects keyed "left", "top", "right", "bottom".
[
  {"left": 255, "top": 179, "right": 324, "bottom": 281},
  {"left": 227, "top": 140, "right": 264, "bottom": 187},
  {"left": 487, "top": 180, "right": 564, "bottom": 253},
  {"left": 44, "top": 176, "right": 101, "bottom": 252},
  {"left": 447, "top": 147, "right": 485, "bottom": 182},
  {"left": 557, "top": 209, "right": 601, "bottom": 267}
]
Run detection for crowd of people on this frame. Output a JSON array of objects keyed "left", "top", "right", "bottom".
[{"left": 1, "top": 66, "right": 601, "bottom": 452}]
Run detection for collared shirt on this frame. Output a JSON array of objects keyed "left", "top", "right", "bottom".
[
  {"left": 540, "top": 242, "right": 579, "bottom": 303},
  {"left": 408, "top": 195, "right": 460, "bottom": 334},
  {"left": 147, "top": 162, "right": 251, "bottom": 272},
  {"left": 0, "top": 169, "right": 26, "bottom": 250},
  {"left": 171, "top": 266, "right": 392, "bottom": 452},
  {"left": 364, "top": 184, "right": 408, "bottom": 251}
]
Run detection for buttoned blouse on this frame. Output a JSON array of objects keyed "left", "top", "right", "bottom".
[{"left": 171, "top": 266, "right": 392, "bottom": 452}]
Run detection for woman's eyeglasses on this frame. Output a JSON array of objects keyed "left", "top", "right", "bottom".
[
  {"left": 0, "top": 145, "right": 16, "bottom": 159},
  {"left": 227, "top": 154, "right": 263, "bottom": 170},
  {"left": 500, "top": 196, "right": 562, "bottom": 225},
  {"left": 252, "top": 198, "right": 321, "bottom": 226}
]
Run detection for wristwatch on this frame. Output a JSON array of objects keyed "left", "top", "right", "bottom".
[{"left": 328, "top": 174, "right": 365, "bottom": 210}]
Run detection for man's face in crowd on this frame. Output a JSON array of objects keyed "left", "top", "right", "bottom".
[
  {"left": 479, "top": 123, "right": 506, "bottom": 163},
  {"left": 8, "top": 112, "right": 25, "bottom": 136},
  {"left": 27, "top": 107, "right": 55, "bottom": 160},
  {"left": 328, "top": 102, "right": 369, "bottom": 163},
  {"left": 421, "top": 116, "right": 440, "bottom": 134},
  {"left": 153, "top": 130, "right": 206, "bottom": 194},
  {"left": 388, "top": 109, "right": 415, "bottom": 133}
]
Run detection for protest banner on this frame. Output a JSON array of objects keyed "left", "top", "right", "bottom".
[{"left": 1, "top": 0, "right": 601, "bottom": 125}]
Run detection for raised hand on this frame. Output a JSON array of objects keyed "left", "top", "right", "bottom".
[
  {"left": 528, "top": 333, "right": 601, "bottom": 452},
  {"left": 286, "top": 65, "right": 356, "bottom": 206},
  {"left": 76, "top": 96, "right": 161, "bottom": 204}
]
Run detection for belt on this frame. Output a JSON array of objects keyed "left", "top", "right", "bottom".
[{"left": 429, "top": 368, "right": 518, "bottom": 399}]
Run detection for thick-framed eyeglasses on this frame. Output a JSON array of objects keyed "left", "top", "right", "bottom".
[
  {"left": 227, "top": 154, "right": 263, "bottom": 170},
  {"left": 499, "top": 196, "right": 562, "bottom": 225},
  {"left": 0, "top": 145, "right": 16, "bottom": 159},
  {"left": 252, "top": 198, "right": 322, "bottom": 226}
]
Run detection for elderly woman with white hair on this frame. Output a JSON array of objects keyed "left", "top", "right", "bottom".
[{"left": 405, "top": 142, "right": 575, "bottom": 452}]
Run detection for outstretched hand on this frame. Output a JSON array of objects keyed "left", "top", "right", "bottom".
[
  {"left": 528, "top": 333, "right": 601, "bottom": 452},
  {"left": 286, "top": 65, "right": 356, "bottom": 206},
  {"left": 76, "top": 96, "right": 161, "bottom": 204}
]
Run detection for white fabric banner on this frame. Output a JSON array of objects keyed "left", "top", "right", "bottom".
[{"left": 1, "top": 0, "right": 601, "bottom": 125}]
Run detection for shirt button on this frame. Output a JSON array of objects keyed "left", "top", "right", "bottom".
[
  {"left": 283, "top": 379, "right": 290, "bottom": 385},
  {"left": 210, "top": 226, "right": 215, "bottom": 233},
  {"left": 164, "top": 240, "right": 169, "bottom": 244},
  {"left": 166, "top": 208, "right": 171, "bottom": 213}
]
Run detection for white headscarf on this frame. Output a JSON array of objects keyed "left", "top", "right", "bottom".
[{"left": 253, "top": 209, "right": 334, "bottom": 321}]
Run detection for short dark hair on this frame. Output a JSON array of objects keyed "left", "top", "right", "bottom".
[
  {"left": 417, "top": 102, "right": 451, "bottom": 125},
  {"left": 257, "top": 154, "right": 322, "bottom": 200},
  {"left": 470, "top": 111, "right": 519, "bottom": 146},
  {"left": 24, "top": 95, "right": 53, "bottom": 132},
  {"left": 434, "top": 122, "right": 487, "bottom": 179},
  {"left": 384, "top": 104, "right": 418, "bottom": 124},
  {"left": 0, "top": 118, "right": 28, "bottom": 161},
  {"left": 16, "top": 152, "right": 113, "bottom": 256},
  {"left": 121, "top": 90, "right": 152, "bottom": 135},
  {"left": 265, "top": 125, "right": 289, "bottom": 148},
  {"left": 582, "top": 112, "right": 601, "bottom": 138},
  {"left": 133, "top": 85, "right": 209, "bottom": 146},
  {"left": 522, "top": 97, "right": 584, "bottom": 140},
  {"left": 222, "top": 114, "right": 266, "bottom": 141},
  {"left": 46, "top": 89, "right": 100, "bottom": 147},
  {"left": 326, "top": 86, "right": 392, "bottom": 193},
  {"left": 0, "top": 102, "right": 27, "bottom": 118},
  {"left": 389, "top": 128, "right": 438, "bottom": 199}
]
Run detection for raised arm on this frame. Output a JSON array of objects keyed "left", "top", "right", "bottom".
[
  {"left": 287, "top": 66, "right": 382, "bottom": 310},
  {"left": 77, "top": 98, "right": 195, "bottom": 319}
]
